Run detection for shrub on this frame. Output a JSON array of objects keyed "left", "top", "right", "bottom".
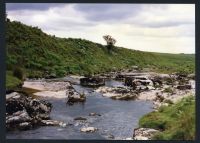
[
  {"left": 6, "top": 71, "right": 22, "bottom": 90},
  {"left": 13, "top": 67, "right": 24, "bottom": 80}
]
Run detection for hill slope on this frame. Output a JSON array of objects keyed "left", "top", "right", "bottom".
[{"left": 6, "top": 19, "right": 195, "bottom": 79}]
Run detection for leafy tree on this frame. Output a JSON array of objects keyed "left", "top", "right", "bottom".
[{"left": 103, "top": 35, "right": 116, "bottom": 53}]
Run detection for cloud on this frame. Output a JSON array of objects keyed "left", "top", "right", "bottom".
[
  {"left": 6, "top": 3, "right": 195, "bottom": 54},
  {"left": 74, "top": 4, "right": 142, "bottom": 22},
  {"left": 6, "top": 3, "right": 64, "bottom": 11},
  {"left": 126, "top": 4, "right": 195, "bottom": 28}
]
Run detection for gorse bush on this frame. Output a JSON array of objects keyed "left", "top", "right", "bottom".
[
  {"left": 13, "top": 67, "right": 24, "bottom": 80},
  {"left": 6, "top": 71, "right": 22, "bottom": 90}
]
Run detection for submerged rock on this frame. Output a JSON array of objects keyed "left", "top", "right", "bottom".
[
  {"left": 74, "top": 117, "right": 87, "bottom": 121},
  {"left": 80, "top": 127, "right": 98, "bottom": 133}
]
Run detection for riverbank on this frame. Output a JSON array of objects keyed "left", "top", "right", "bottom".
[{"left": 135, "top": 96, "right": 195, "bottom": 140}]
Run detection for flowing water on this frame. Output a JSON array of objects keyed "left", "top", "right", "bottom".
[{"left": 6, "top": 78, "right": 153, "bottom": 140}]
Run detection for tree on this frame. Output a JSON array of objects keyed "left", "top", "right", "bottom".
[{"left": 103, "top": 35, "right": 116, "bottom": 53}]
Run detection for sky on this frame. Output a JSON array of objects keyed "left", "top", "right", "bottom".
[{"left": 6, "top": 3, "right": 195, "bottom": 54}]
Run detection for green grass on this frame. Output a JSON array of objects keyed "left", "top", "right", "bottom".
[
  {"left": 6, "top": 71, "right": 22, "bottom": 90},
  {"left": 6, "top": 19, "right": 195, "bottom": 79},
  {"left": 139, "top": 96, "right": 195, "bottom": 140}
]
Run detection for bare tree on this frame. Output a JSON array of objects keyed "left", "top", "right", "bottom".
[{"left": 103, "top": 35, "right": 116, "bottom": 52}]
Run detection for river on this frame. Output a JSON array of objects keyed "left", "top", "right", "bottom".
[{"left": 6, "top": 78, "right": 153, "bottom": 140}]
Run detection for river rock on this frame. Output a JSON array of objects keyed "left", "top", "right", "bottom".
[
  {"left": 66, "top": 86, "right": 86, "bottom": 104},
  {"left": 40, "top": 120, "right": 67, "bottom": 127},
  {"left": 150, "top": 76, "right": 163, "bottom": 87},
  {"left": 6, "top": 110, "right": 32, "bottom": 130},
  {"left": 80, "top": 77, "right": 105, "bottom": 87},
  {"left": 177, "top": 84, "right": 191, "bottom": 90},
  {"left": 80, "top": 127, "right": 98, "bottom": 132},
  {"left": 124, "top": 137, "right": 134, "bottom": 140},
  {"left": 6, "top": 92, "right": 52, "bottom": 131},
  {"left": 188, "top": 74, "right": 195, "bottom": 80},
  {"left": 18, "top": 122, "right": 32, "bottom": 130},
  {"left": 133, "top": 128, "right": 160, "bottom": 140},
  {"left": 125, "top": 76, "right": 154, "bottom": 91},
  {"left": 111, "top": 94, "right": 137, "bottom": 100},
  {"left": 189, "top": 80, "right": 195, "bottom": 89},
  {"left": 96, "top": 87, "right": 137, "bottom": 100}
]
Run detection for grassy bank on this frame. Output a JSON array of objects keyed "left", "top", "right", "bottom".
[
  {"left": 6, "top": 19, "right": 195, "bottom": 80},
  {"left": 139, "top": 96, "right": 195, "bottom": 140},
  {"left": 6, "top": 71, "right": 22, "bottom": 90}
]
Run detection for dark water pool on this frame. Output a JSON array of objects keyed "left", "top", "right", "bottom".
[{"left": 6, "top": 79, "right": 153, "bottom": 140}]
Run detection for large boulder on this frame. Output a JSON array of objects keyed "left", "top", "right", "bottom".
[
  {"left": 6, "top": 92, "right": 52, "bottom": 131},
  {"left": 6, "top": 110, "right": 32, "bottom": 130},
  {"left": 66, "top": 85, "right": 86, "bottom": 104},
  {"left": 80, "top": 77, "right": 105, "bottom": 87}
]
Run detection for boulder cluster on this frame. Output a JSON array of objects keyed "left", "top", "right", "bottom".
[
  {"left": 95, "top": 72, "right": 195, "bottom": 105},
  {"left": 6, "top": 92, "right": 52, "bottom": 131}
]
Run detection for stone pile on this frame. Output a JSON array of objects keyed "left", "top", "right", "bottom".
[{"left": 6, "top": 92, "right": 66, "bottom": 131}]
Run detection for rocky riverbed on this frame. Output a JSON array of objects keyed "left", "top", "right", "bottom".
[{"left": 6, "top": 71, "right": 195, "bottom": 140}]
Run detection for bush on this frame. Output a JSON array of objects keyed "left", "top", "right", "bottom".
[
  {"left": 6, "top": 71, "right": 22, "bottom": 90},
  {"left": 13, "top": 67, "right": 24, "bottom": 80}
]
